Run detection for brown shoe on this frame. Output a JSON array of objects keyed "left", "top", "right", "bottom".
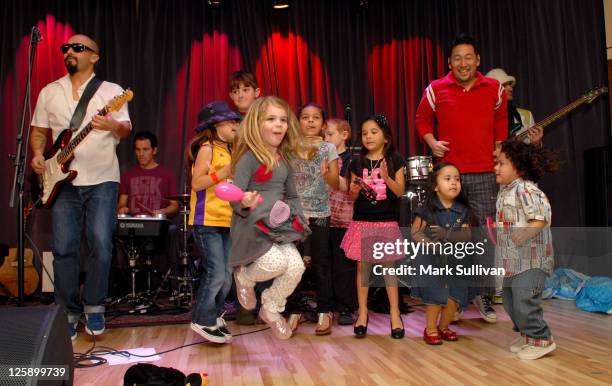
[
  {"left": 315, "top": 312, "right": 333, "bottom": 336},
  {"left": 259, "top": 307, "right": 292, "bottom": 340},
  {"left": 234, "top": 267, "right": 256, "bottom": 310},
  {"left": 288, "top": 313, "right": 303, "bottom": 332}
]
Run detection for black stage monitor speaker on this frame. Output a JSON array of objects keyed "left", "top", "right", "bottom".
[{"left": 0, "top": 305, "right": 73, "bottom": 385}]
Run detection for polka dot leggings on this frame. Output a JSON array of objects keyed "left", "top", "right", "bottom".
[{"left": 237, "top": 243, "right": 305, "bottom": 314}]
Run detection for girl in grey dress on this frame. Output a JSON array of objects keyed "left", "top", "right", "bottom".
[{"left": 230, "top": 96, "right": 314, "bottom": 340}]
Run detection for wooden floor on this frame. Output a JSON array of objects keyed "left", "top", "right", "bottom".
[{"left": 73, "top": 299, "right": 612, "bottom": 385}]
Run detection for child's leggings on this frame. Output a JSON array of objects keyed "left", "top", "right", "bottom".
[{"left": 236, "top": 243, "right": 305, "bottom": 314}]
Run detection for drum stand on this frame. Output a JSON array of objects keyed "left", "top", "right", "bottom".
[
  {"left": 401, "top": 182, "right": 428, "bottom": 226},
  {"left": 110, "top": 230, "right": 150, "bottom": 308},
  {"left": 169, "top": 197, "right": 196, "bottom": 308}
]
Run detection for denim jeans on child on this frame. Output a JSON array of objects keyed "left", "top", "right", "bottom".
[
  {"left": 192, "top": 226, "right": 232, "bottom": 327},
  {"left": 502, "top": 268, "right": 553, "bottom": 344},
  {"left": 51, "top": 182, "right": 118, "bottom": 323}
]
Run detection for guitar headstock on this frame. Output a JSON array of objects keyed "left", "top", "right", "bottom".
[
  {"left": 584, "top": 87, "right": 608, "bottom": 104},
  {"left": 106, "top": 88, "right": 134, "bottom": 112}
]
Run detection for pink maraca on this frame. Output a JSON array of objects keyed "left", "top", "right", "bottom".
[{"left": 215, "top": 182, "right": 263, "bottom": 205}]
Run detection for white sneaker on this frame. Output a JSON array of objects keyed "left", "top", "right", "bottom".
[
  {"left": 216, "top": 316, "right": 232, "bottom": 342},
  {"left": 473, "top": 295, "right": 497, "bottom": 323},
  {"left": 517, "top": 342, "right": 557, "bottom": 360},
  {"left": 509, "top": 335, "right": 528, "bottom": 353}
]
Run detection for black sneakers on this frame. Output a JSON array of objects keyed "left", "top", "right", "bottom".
[{"left": 191, "top": 316, "right": 232, "bottom": 344}]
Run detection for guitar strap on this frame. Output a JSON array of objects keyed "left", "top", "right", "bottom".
[{"left": 69, "top": 76, "right": 103, "bottom": 132}]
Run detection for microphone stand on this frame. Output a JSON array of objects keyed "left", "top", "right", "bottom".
[
  {"left": 9, "top": 26, "right": 42, "bottom": 306},
  {"left": 344, "top": 104, "right": 355, "bottom": 179}
]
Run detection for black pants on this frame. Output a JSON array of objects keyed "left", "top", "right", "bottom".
[
  {"left": 330, "top": 227, "right": 357, "bottom": 312},
  {"left": 286, "top": 218, "right": 356, "bottom": 314}
]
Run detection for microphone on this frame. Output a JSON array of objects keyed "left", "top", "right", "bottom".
[
  {"left": 344, "top": 104, "right": 352, "bottom": 122},
  {"left": 31, "top": 26, "right": 42, "bottom": 43}
]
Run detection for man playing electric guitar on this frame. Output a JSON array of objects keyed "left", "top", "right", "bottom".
[{"left": 30, "top": 34, "right": 131, "bottom": 341}]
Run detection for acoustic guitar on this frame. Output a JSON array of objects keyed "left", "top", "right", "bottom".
[{"left": 0, "top": 248, "right": 39, "bottom": 297}]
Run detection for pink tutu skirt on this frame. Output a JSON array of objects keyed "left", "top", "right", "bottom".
[{"left": 340, "top": 220, "right": 404, "bottom": 262}]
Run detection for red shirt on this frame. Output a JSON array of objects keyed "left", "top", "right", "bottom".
[
  {"left": 416, "top": 72, "right": 508, "bottom": 173},
  {"left": 119, "top": 165, "right": 177, "bottom": 215}
]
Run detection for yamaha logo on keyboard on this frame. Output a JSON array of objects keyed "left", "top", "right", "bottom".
[{"left": 119, "top": 223, "right": 145, "bottom": 229}]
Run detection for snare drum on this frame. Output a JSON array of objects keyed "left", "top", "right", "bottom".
[{"left": 406, "top": 156, "right": 433, "bottom": 181}]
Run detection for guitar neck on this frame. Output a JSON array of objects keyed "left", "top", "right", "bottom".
[
  {"left": 57, "top": 107, "right": 109, "bottom": 163},
  {"left": 515, "top": 97, "right": 587, "bottom": 141}
]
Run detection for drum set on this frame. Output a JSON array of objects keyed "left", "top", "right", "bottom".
[
  {"left": 110, "top": 193, "right": 197, "bottom": 312},
  {"left": 400, "top": 155, "right": 433, "bottom": 226}
]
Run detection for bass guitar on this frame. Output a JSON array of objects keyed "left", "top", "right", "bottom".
[{"left": 511, "top": 86, "right": 607, "bottom": 142}]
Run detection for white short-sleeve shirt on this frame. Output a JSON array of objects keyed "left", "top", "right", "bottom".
[{"left": 31, "top": 73, "right": 131, "bottom": 185}]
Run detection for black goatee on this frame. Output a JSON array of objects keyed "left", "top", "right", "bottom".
[{"left": 64, "top": 59, "right": 77, "bottom": 75}]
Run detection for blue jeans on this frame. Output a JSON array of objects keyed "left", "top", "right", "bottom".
[
  {"left": 51, "top": 181, "right": 118, "bottom": 323},
  {"left": 192, "top": 226, "right": 232, "bottom": 326},
  {"left": 503, "top": 268, "right": 552, "bottom": 341}
]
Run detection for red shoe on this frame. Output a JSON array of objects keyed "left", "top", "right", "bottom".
[
  {"left": 423, "top": 328, "right": 442, "bottom": 345},
  {"left": 438, "top": 328, "right": 458, "bottom": 341}
]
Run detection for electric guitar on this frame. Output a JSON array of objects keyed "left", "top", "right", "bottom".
[
  {"left": 38, "top": 89, "right": 133, "bottom": 208},
  {"left": 510, "top": 86, "right": 608, "bottom": 142}
]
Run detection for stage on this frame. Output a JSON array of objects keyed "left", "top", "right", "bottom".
[{"left": 71, "top": 298, "right": 612, "bottom": 385}]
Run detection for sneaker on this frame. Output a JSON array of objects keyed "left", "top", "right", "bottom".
[
  {"left": 510, "top": 335, "right": 528, "bottom": 353},
  {"left": 190, "top": 322, "right": 228, "bottom": 344},
  {"left": 338, "top": 311, "right": 354, "bottom": 326},
  {"left": 85, "top": 313, "right": 106, "bottom": 336},
  {"left": 68, "top": 321, "right": 78, "bottom": 341},
  {"left": 517, "top": 342, "right": 557, "bottom": 360},
  {"left": 493, "top": 290, "right": 504, "bottom": 304},
  {"left": 452, "top": 308, "right": 464, "bottom": 322},
  {"left": 473, "top": 296, "right": 497, "bottom": 323},
  {"left": 216, "top": 316, "right": 232, "bottom": 341}
]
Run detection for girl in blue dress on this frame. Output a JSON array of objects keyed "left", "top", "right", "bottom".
[{"left": 411, "top": 163, "right": 478, "bottom": 345}]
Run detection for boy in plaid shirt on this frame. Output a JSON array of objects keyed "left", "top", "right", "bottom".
[{"left": 494, "top": 140, "right": 559, "bottom": 360}]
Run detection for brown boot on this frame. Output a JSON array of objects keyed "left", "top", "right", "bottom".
[
  {"left": 259, "top": 307, "right": 292, "bottom": 340},
  {"left": 234, "top": 267, "right": 256, "bottom": 310}
]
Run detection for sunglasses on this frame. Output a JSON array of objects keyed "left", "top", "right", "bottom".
[{"left": 60, "top": 43, "right": 97, "bottom": 54}]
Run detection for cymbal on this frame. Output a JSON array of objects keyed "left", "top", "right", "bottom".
[{"left": 166, "top": 194, "right": 191, "bottom": 201}]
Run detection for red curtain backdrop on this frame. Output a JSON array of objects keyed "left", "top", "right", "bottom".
[
  {"left": 160, "top": 33, "right": 243, "bottom": 186},
  {"left": 368, "top": 38, "right": 446, "bottom": 157},
  {"left": 254, "top": 31, "right": 343, "bottom": 115}
]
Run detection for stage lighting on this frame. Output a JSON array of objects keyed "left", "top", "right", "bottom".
[
  {"left": 273, "top": 1, "right": 289, "bottom": 9},
  {"left": 359, "top": 0, "right": 369, "bottom": 7},
  {"left": 208, "top": 0, "right": 222, "bottom": 8}
]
